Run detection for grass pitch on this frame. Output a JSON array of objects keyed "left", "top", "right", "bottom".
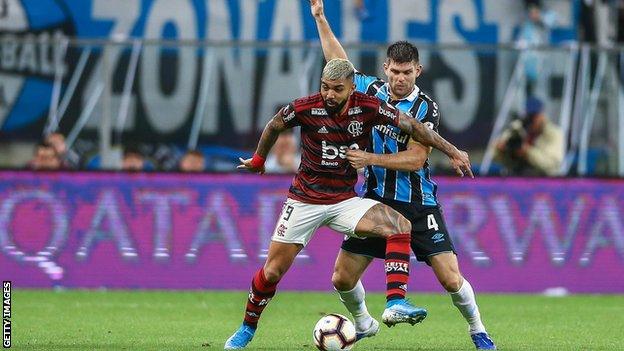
[{"left": 13, "top": 290, "right": 624, "bottom": 350}]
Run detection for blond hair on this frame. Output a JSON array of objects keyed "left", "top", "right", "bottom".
[{"left": 322, "top": 58, "right": 355, "bottom": 81}]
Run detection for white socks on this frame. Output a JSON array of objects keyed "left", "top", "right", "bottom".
[
  {"left": 450, "top": 279, "right": 486, "bottom": 334},
  {"left": 336, "top": 280, "right": 372, "bottom": 331}
]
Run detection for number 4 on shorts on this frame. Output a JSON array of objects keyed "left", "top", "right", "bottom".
[{"left": 427, "top": 214, "right": 439, "bottom": 231}]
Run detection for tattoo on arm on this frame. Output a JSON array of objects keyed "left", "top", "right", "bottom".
[
  {"left": 397, "top": 113, "right": 457, "bottom": 157},
  {"left": 256, "top": 113, "right": 287, "bottom": 157}
]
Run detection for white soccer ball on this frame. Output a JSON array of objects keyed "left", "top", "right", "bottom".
[{"left": 313, "top": 314, "right": 357, "bottom": 351}]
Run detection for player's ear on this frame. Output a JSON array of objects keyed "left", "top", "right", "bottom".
[{"left": 415, "top": 63, "right": 423, "bottom": 78}]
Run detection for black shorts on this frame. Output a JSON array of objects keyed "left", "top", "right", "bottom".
[{"left": 341, "top": 193, "right": 456, "bottom": 265}]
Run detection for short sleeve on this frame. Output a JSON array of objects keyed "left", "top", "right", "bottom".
[
  {"left": 375, "top": 100, "right": 400, "bottom": 127},
  {"left": 280, "top": 102, "right": 299, "bottom": 128},
  {"left": 413, "top": 99, "right": 440, "bottom": 133},
  {"left": 354, "top": 71, "right": 381, "bottom": 94}
]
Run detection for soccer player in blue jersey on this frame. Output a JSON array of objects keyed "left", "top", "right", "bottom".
[{"left": 310, "top": 1, "right": 496, "bottom": 349}]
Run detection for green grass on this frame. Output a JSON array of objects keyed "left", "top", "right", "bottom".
[{"left": 12, "top": 290, "right": 624, "bottom": 350}]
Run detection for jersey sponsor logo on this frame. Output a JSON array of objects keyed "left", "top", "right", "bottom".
[
  {"left": 375, "top": 124, "right": 409, "bottom": 144},
  {"left": 347, "top": 120, "right": 363, "bottom": 137},
  {"left": 283, "top": 110, "right": 295, "bottom": 123},
  {"left": 348, "top": 106, "right": 362, "bottom": 115},
  {"left": 378, "top": 104, "right": 397, "bottom": 120},
  {"left": 321, "top": 141, "right": 359, "bottom": 167},
  {"left": 384, "top": 261, "right": 409, "bottom": 273},
  {"left": 311, "top": 108, "right": 328, "bottom": 116},
  {"left": 317, "top": 126, "right": 329, "bottom": 134},
  {"left": 432, "top": 101, "right": 439, "bottom": 117},
  {"left": 431, "top": 232, "right": 445, "bottom": 243}
]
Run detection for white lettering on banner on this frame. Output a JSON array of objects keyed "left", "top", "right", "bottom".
[
  {"left": 489, "top": 195, "right": 586, "bottom": 265},
  {"left": 3, "top": 180, "right": 623, "bottom": 284},
  {"left": 0, "top": 190, "right": 68, "bottom": 279},
  {"left": 440, "top": 194, "right": 491, "bottom": 265},
  {"left": 75, "top": 190, "right": 138, "bottom": 260},
  {"left": 86, "top": 0, "right": 141, "bottom": 132},
  {"left": 0, "top": 31, "right": 61, "bottom": 75},
  {"left": 185, "top": 191, "right": 248, "bottom": 262},
  {"left": 204, "top": 0, "right": 257, "bottom": 134},
  {"left": 580, "top": 196, "right": 624, "bottom": 266},
  {"left": 434, "top": 1, "right": 480, "bottom": 132},
  {"left": 137, "top": 191, "right": 190, "bottom": 261},
  {"left": 257, "top": 0, "right": 312, "bottom": 128},
  {"left": 389, "top": 0, "right": 432, "bottom": 42},
  {"left": 141, "top": 0, "right": 197, "bottom": 133}
]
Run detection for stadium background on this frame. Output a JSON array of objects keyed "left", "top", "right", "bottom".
[{"left": 1, "top": 1, "right": 624, "bottom": 350}]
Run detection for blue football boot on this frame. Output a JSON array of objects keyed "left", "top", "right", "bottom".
[
  {"left": 471, "top": 332, "right": 497, "bottom": 350},
  {"left": 381, "top": 299, "right": 427, "bottom": 327},
  {"left": 224, "top": 324, "right": 255, "bottom": 350}
]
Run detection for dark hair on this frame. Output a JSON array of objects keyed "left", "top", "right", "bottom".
[{"left": 386, "top": 41, "right": 419, "bottom": 64}]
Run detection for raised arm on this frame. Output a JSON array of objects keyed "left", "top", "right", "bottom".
[
  {"left": 310, "top": 0, "right": 348, "bottom": 61},
  {"left": 237, "top": 112, "right": 288, "bottom": 174},
  {"left": 396, "top": 112, "right": 474, "bottom": 177}
]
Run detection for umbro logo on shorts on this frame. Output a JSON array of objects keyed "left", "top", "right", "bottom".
[{"left": 318, "top": 126, "right": 329, "bottom": 134}]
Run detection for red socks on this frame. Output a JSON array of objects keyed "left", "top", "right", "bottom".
[
  {"left": 385, "top": 233, "right": 411, "bottom": 301},
  {"left": 243, "top": 268, "right": 278, "bottom": 328}
]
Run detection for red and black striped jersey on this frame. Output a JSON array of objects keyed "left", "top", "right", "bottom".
[{"left": 279, "top": 91, "right": 400, "bottom": 204}]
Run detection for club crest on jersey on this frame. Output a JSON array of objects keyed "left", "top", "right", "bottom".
[
  {"left": 348, "top": 106, "right": 362, "bottom": 116},
  {"left": 311, "top": 108, "right": 328, "bottom": 116},
  {"left": 347, "top": 120, "right": 363, "bottom": 137}
]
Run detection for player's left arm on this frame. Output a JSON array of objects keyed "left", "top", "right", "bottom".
[{"left": 346, "top": 141, "right": 429, "bottom": 172}]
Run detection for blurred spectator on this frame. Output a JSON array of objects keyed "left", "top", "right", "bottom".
[
  {"left": 121, "top": 145, "right": 146, "bottom": 171},
  {"left": 516, "top": 0, "right": 558, "bottom": 96},
  {"left": 179, "top": 150, "right": 206, "bottom": 172},
  {"left": 354, "top": 0, "right": 369, "bottom": 20},
  {"left": 495, "top": 97, "right": 564, "bottom": 176},
  {"left": 265, "top": 130, "right": 300, "bottom": 174},
  {"left": 44, "top": 132, "right": 79, "bottom": 169},
  {"left": 29, "top": 141, "right": 62, "bottom": 170}
]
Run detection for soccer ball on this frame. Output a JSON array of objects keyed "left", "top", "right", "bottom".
[{"left": 313, "top": 314, "right": 356, "bottom": 351}]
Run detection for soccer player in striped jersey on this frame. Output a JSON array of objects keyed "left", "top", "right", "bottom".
[
  {"left": 225, "top": 58, "right": 473, "bottom": 350},
  {"left": 310, "top": 1, "right": 496, "bottom": 349}
]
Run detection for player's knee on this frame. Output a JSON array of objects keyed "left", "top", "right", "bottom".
[
  {"left": 263, "top": 266, "right": 285, "bottom": 284},
  {"left": 331, "top": 270, "right": 356, "bottom": 291},
  {"left": 441, "top": 273, "right": 463, "bottom": 292}
]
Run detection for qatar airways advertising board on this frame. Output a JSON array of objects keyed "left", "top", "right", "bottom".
[{"left": 0, "top": 171, "right": 623, "bottom": 293}]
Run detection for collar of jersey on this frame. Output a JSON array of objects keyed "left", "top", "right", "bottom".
[{"left": 382, "top": 83, "right": 420, "bottom": 102}]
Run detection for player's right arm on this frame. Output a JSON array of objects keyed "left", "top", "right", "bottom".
[
  {"left": 310, "top": 0, "right": 348, "bottom": 61},
  {"left": 237, "top": 109, "right": 290, "bottom": 174}
]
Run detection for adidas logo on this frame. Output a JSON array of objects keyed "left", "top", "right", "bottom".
[{"left": 317, "top": 126, "right": 329, "bottom": 134}]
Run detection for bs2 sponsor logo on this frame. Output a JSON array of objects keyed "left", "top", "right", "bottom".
[{"left": 321, "top": 141, "right": 359, "bottom": 167}]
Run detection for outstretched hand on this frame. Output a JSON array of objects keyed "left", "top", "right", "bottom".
[
  {"left": 237, "top": 157, "right": 265, "bottom": 175},
  {"left": 448, "top": 149, "right": 474, "bottom": 178},
  {"left": 310, "top": 0, "right": 325, "bottom": 19}
]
